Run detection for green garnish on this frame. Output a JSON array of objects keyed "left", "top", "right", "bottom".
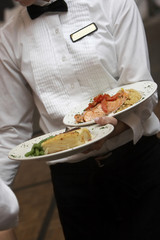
[{"left": 25, "top": 136, "right": 55, "bottom": 157}]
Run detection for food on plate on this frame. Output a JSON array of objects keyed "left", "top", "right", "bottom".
[
  {"left": 116, "top": 89, "right": 142, "bottom": 112},
  {"left": 42, "top": 127, "right": 92, "bottom": 154},
  {"left": 25, "top": 128, "right": 92, "bottom": 157},
  {"left": 74, "top": 88, "right": 142, "bottom": 123}
]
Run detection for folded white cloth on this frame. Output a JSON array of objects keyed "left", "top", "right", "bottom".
[{"left": 0, "top": 178, "right": 19, "bottom": 230}]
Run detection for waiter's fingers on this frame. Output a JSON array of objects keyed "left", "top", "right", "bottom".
[{"left": 94, "top": 116, "right": 118, "bottom": 126}]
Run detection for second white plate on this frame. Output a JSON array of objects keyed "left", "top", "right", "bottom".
[{"left": 63, "top": 81, "right": 157, "bottom": 127}]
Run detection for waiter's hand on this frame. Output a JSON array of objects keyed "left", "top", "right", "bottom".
[
  {"left": 94, "top": 116, "right": 118, "bottom": 126},
  {"left": 95, "top": 116, "right": 129, "bottom": 138},
  {"left": 83, "top": 116, "right": 129, "bottom": 153}
]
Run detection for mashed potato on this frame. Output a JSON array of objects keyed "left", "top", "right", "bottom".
[{"left": 116, "top": 89, "right": 142, "bottom": 112}]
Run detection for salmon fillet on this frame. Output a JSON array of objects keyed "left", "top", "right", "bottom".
[{"left": 74, "top": 89, "right": 129, "bottom": 123}]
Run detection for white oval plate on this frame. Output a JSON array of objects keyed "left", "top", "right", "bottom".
[
  {"left": 63, "top": 81, "right": 157, "bottom": 127},
  {"left": 8, "top": 124, "right": 114, "bottom": 162}
]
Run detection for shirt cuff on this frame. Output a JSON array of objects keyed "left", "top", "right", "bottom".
[{"left": 0, "top": 179, "right": 19, "bottom": 230}]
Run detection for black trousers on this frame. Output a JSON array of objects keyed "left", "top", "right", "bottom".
[{"left": 50, "top": 135, "right": 160, "bottom": 240}]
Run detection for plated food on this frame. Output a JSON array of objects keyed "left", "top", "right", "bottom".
[
  {"left": 74, "top": 88, "right": 141, "bottom": 123},
  {"left": 8, "top": 81, "right": 157, "bottom": 162},
  {"left": 8, "top": 124, "right": 114, "bottom": 161},
  {"left": 25, "top": 127, "right": 92, "bottom": 157},
  {"left": 63, "top": 81, "right": 157, "bottom": 127}
]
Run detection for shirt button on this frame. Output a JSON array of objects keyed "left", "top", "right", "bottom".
[
  {"left": 71, "top": 83, "right": 74, "bottom": 89},
  {"left": 62, "top": 56, "right": 66, "bottom": 62},
  {"left": 55, "top": 28, "right": 59, "bottom": 34}
]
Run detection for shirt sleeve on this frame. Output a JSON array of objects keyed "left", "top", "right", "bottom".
[
  {"left": 0, "top": 178, "right": 19, "bottom": 230},
  {"left": 0, "top": 31, "right": 35, "bottom": 186},
  {"left": 111, "top": 0, "right": 158, "bottom": 142}
]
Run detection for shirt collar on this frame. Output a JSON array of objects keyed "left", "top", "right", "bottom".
[{"left": 34, "top": 0, "right": 55, "bottom": 6}]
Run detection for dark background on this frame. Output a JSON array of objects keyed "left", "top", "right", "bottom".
[{"left": 0, "top": 0, "right": 15, "bottom": 21}]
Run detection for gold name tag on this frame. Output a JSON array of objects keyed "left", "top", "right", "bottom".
[{"left": 70, "top": 23, "right": 98, "bottom": 42}]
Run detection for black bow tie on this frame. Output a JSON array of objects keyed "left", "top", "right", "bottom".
[{"left": 27, "top": 0, "right": 68, "bottom": 20}]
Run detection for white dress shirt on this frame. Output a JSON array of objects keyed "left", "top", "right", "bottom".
[{"left": 0, "top": 0, "right": 160, "bottom": 185}]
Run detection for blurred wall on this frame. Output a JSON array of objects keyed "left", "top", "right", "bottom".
[
  {"left": 0, "top": 0, "right": 15, "bottom": 21},
  {"left": 145, "top": 15, "right": 160, "bottom": 96}
]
